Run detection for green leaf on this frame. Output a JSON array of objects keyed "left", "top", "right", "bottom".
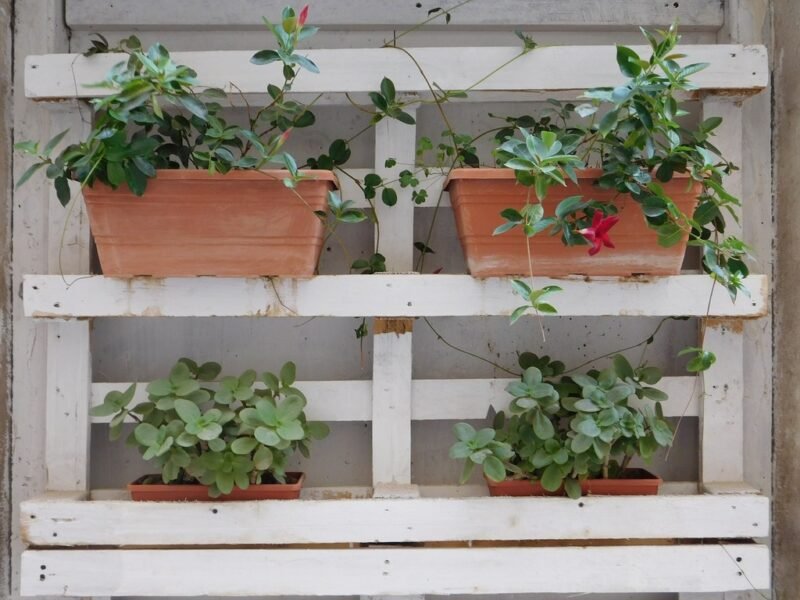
[
  {"left": 279, "top": 362, "right": 296, "bottom": 387},
  {"left": 146, "top": 379, "right": 173, "bottom": 397},
  {"left": 290, "top": 54, "right": 319, "bottom": 74},
  {"left": 251, "top": 49, "right": 281, "bottom": 65},
  {"left": 43, "top": 129, "right": 70, "bottom": 158},
  {"left": 616, "top": 45, "right": 642, "bottom": 77},
  {"left": 381, "top": 187, "right": 397, "bottom": 206},
  {"left": 16, "top": 162, "right": 47, "bottom": 189},
  {"left": 197, "top": 422, "right": 222, "bottom": 441},
  {"left": 54, "top": 176, "right": 71, "bottom": 206},
  {"left": 541, "top": 463, "right": 564, "bottom": 491},
  {"left": 254, "top": 426, "right": 281, "bottom": 446},
  {"left": 576, "top": 417, "right": 601, "bottom": 437},
  {"left": 380, "top": 77, "right": 396, "bottom": 103},
  {"left": 231, "top": 436, "right": 259, "bottom": 455},
  {"left": 533, "top": 410, "right": 555, "bottom": 440},
  {"left": 641, "top": 387, "right": 668, "bottom": 401},
  {"left": 197, "top": 362, "right": 222, "bottom": 381},
  {"left": 656, "top": 222, "right": 684, "bottom": 247},
  {"left": 449, "top": 441, "right": 472, "bottom": 459},
  {"left": 571, "top": 433, "right": 593, "bottom": 454},
  {"left": 612, "top": 354, "right": 635, "bottom": 380},
  {"left": 638, "top": 366, "right": 662, "bottom": 385},
  {"left": 483, "top": 455, "right": 506, "bottom": 482},
  {"left": 134, "top": 423, "right": 159, "bottom": 446},
  {"left": 178, "top": 95, "right": 208, "bottom": 121},
  {"left": 277, "top": 420, "right": 305, "bottom": 441},
  {"left": 454, "top": 422, "right": 476, "bottom": 442},
  {"left": 253, "top": 445, "right": 274, "bottom": 470},
  {"left": 174, "top": 399, "right": 201, "bottom": 424},
  {"left": 306, "top": 421, "right": 330, "bottom": 440},
  {"left": 564, "top": 478, "right": 582, "bottom": 499}
]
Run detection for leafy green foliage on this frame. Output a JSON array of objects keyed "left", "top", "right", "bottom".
[
  {"left": 449, "top": 353, "right": 673, "bottom": 497},
  {"left": 509, "top": 280, "right": 562, "bottom": 323},
  {"left": 91, "top": 359, "right": 329, "bottom": 497},
  {"left": 16, "top": 7, "right": 323, "bottom": 205},
  {"left": 490, "top": 24, "right": 750, "bottom": 300}
]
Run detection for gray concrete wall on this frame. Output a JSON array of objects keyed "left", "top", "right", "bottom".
[
  {"left": 773, "top": 0, "right": 799, "bottom": 596},
  {"left": 0, "top": 0, "right": 12, "bottom": 596}
]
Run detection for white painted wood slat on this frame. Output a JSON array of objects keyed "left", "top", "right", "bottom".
[
  {"left": 64, "top": 0, "right": 724, "bottom": 31},
  {"left": 20, "top": 493, "right": 769, "bottom": 546},
  {"left": 90, "top": 375, "right": 702, "bottom": 422},
  {"left": 25, "top": 45, "right": 768, "bottom": 102},
  {"left": 45, "top": 321, "right": 91, "bottom": 491},
  {"left": 23, "top": 274, "right": 769, "bottom": 319},
  {"left": 21, "top": 545, "right": 770, "bottom": 596}
]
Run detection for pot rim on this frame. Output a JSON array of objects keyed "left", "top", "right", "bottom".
[
  {"left": 128, "top": 471, "right": 306, "bottom": 490},
  {"left": 89, "top": 169, "right": 339, "bottom": 188},
  {"left": 444, "top": 166, "right": 692, "bottom": 189}
]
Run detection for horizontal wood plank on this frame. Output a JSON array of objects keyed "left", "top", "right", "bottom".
[
  {"left": 65, "top": 0, "right": 724, "bottom": 31},
  {"left": 90, "top": 375, "right": 701, "bottom": 422},
  {"left": 20, "top": 492, "right": 768, "bottom": 546},
  {"left": 25, "top": 45, "right": 768, "bottom": 101},
  {"left": 23, "top": 274, "right": 769, "bottom": 319},
  {"left": 22, "top": 545, "right": 769, "bottom": 595}
]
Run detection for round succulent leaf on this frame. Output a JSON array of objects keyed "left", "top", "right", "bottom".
[
  {"left": 531, "top": 448, "right": 551, "bottom": 468},
  {"left": 606, "top": 384, "right": 634, "bottom": 403},
  {"left": 612, "top": 354, "right": 635, "bottom": 380},
  {"left": 564, "top": 478, "right": 582, "bottom": 499},
  {"left": 553, "top": 448, "right": 570, "bottom": 465},
  {"left": 176, "top": 431, "right": 197, "bottom": 447},
  {"left": 575, "top": 416, "right": 601, "bottom": 437},
  {"left": 641, "top": 387, "right": 669, "bottom": 401},
  {"left": 637, "top": 366, "right": 662, "bottom": 385},
  {"left": 234, "top": 472, "right": 250, "bottom": 489},
  {"left": 255, "top": 398, "right": 278, "bottom": 426},
  {"left": 277, "top": 395, "right": 305, "bottom": 422},
  {"left": 155, "top": 396, "right": 176, "bottom": 411},
  {"left": 473, "top": 428, "right": 496, "bottom": 448},
  {"left": 574, "top": 398, "right": 600, "bottom": 412},
  {"left": 253, "top": 445, "right": 274, "bottom": 470},
  {"left": 185, "top": 389, "right": 211, "bottom": 404},
  {"left": 533, "top": 410, "right": 555, "bottom": 440},
  {"left": 197, "top": 422, "right": 223, "bottom": 441},
  {"left": 156, "top": 436, "right": 174, "bottom": 456},
  {"left": 239, "top": 407, "right": 261, "bottom": 428},
  {"left": 254, "top": 426, "right": 281, "bottom": 446},
  {"left": 449, "top": 441, "right": 473, "bottom": 459},
  {"left": 571, "top": 433, "right": 594, "bottom": 454},
  {"left": 215, "top": 471, "right": 235, "bottom": 495},
  {"left": 174, "top": 398, "right": 201, "bottom": 424},
  {"left": 169, "top": 361, "right": 193, "bottom": 383},
  {"left": 197, "top": 362, "right": 222, "bottom": 382},
  {"left": 231, "top": 436, "right": 259, "bottom": 455},
  {"left": 262, "top": 372, "right": 280, "bottom": 394},
  {"left": 541, "top": 463, "right": 564, "bottom": 492},
  {"left": 306, "top": 421, "right": 330, "bottom": 440},
  {"left": 90, "top": 401, "right": 122, "bottom": 417},
  {"left": 277, "top": 419, "right": 305, "bottom": 441},
  {"left": 522, "top": 366, "right": 543, "bottom": 386},
  {"left": 238, "top": 369, "right": 257, "bottom": 389},
  {"left": 207, "top": 437, "right": 226, "bottom": 452},
  {"left": 453, "top": 422, "right": 476, "bottom": 442},
  {"left": 134, "top": 422, "right": 159, "bottom": 446},
  {"left": 483, "top": 455, "right": 506, "bottom": 482},
  {"left": 146, "top": 378, "right": 173, "bottom": 397},
  {"left": 513, "top": 397, "right": 536, "bottom": 411},
  {"left": 279, "top": 362, "right": 296, "bottom": 387},
  {"left": 469, "top": 448, "right": 491, "bottom": 465},
  {"left": 570, "top": 374, "right": 597, "bottom": 388},
  {"left": 233, "top": 386, "right": 255, "bottom": 402},
  {"left": 174, "top": 379, "right": 200, "bottom": 397},
  {"left": 598, "top": 368, "right": 618, "bottom": 390}
]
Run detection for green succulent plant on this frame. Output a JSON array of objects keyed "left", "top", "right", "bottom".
[{"left": 92, "top": 358, "right": 329, "bottom": 497}]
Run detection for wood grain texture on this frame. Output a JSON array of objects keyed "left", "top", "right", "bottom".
[
  {"left": 23, "top": 274, "right": 769, "bottom": 319},
  {"left": 21, "top": 545, "right": 769, "bottom": 596}
]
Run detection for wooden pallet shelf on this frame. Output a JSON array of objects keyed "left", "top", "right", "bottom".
[
  {"left": 19, "top": 32, "right": 772, "bottom": 597},
  {"left": 21, "top": 485, "right": 768, "bottom": 546},
  {"left": 23, "top": 545, "right": 770, "bottom": 596},
  {"left": 24, "top": 274, "right": 768, "bottom": 319}
]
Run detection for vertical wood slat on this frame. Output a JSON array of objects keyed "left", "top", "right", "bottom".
[
  {"left": 45, "top": 107, "right": 93, "bottom": 493},
  {"left": 697, "top": 97, "right": 746, "bottom": 490},
  {"left": 371, "top": 115, "right": 417, "bottom": 497},
  {"left": 373, "top": 112, "right": 417, "bottom": 273},
  {"left": 45, "top": 321, "right": 91, "bottom": 491}
]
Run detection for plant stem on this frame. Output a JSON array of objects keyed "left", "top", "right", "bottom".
[{"left": 422, "top": 317, "right": 520, "bottom": 376}]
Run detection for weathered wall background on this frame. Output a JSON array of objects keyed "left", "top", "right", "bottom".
[{"left": 5, "top": 1, "right": 779, "bottom": 599}]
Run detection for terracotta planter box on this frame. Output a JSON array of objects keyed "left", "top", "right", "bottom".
[
  {"left": 84, "top": 170, "right": 337, "bottom": 277},
  {"left": 128, "top": 472, "right": 305, "bottom": 501},
  {"left": 445, "top": 168, "right": 700, "bottom": 277},
  {"left": 485, "top": 468, "right": 662, "bottom": 497}
]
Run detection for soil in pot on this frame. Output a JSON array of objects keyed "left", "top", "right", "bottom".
[
  {"left": 485, "top": 468, "right": 662, "bottom": 497},
  {"left": 84, "top": 170, "right": 337, "bottom": 277},
  {"left": 128, "top": 471, "right": 305, "bottom": 501},
  {"left": 445, "top": 168, "right": 700, "bottom": 277}
]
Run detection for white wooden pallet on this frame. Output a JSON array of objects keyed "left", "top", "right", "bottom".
[{"left": 21, "top": 40, "right": 771, "bottom": 597}]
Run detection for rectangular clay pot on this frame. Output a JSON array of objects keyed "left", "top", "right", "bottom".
[
  {"left": 83, "top": 170, "right": 337, "bottom": 277},
  {"left": 445, "top": 168, "right": 700, "bottom": 277},
  {"left": 485, "top": 468, "right": 662, "bottom": 497},
  {"left": 128, "top": 472, "right": 305, "bottom": 501}
]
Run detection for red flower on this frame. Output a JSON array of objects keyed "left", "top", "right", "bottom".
[
  {"left": 298, "top": 5, "right": 309, "bottom": 26},
  {"left": 578, "top": 212, "right": 620, "bottom": 256}
]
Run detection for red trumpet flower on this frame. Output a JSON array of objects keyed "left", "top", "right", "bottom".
[
  {"left": 298, "top": 5, "right": 309, "bottom": 26},
  {"left": 578, "top": 212, "right": 620, "bottom": 256}
]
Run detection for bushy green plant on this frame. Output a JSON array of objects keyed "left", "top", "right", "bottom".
[
  {"left": 15, "top": 6, "right": 325, "bottom": 205},
  {"left": 450, "top": 353, "right": 673, "bottom": 498},
  {"left": 492, "top": 24, "right": 749, "bottom": 303},
  {"left": 92, "top": 358, "right": 329, "bottom": 497}
]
